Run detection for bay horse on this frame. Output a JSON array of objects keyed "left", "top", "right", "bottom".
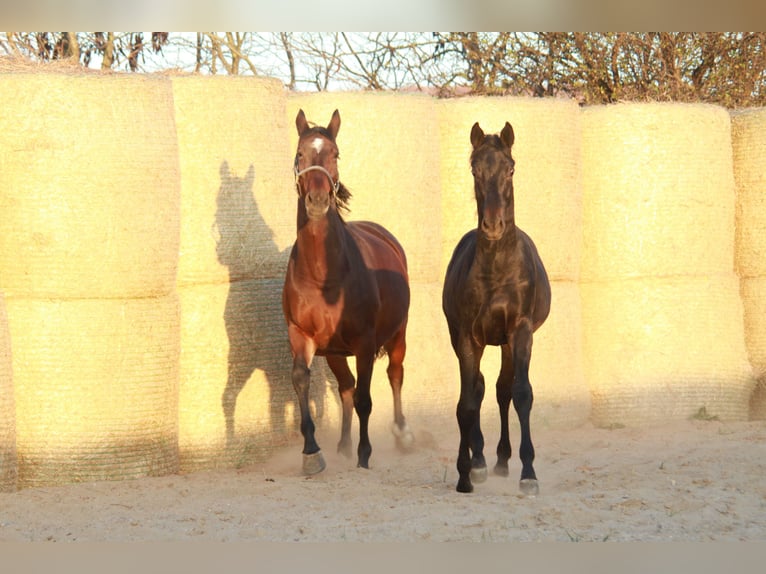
[
  {"left": 442, "top": 121, "right": 551, "bottom": 494},
  {"left": 282, "top": 108, "right": 414, "bottom": 475}
]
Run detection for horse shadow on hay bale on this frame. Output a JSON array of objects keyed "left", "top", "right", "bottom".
[{"left": 214, "top": 161, "right": 331, "bottom": 456}]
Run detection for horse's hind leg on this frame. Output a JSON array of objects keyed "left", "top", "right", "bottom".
[
  {"left": 326, "top": 355, "right": 355, "bottom": 458},
  {"left": 512, "top": 322, "right": 538, "bottom": 495},
  {"left": 494, "top": 343, "right": 514, "bottom": 477},
  {"left": 385, "top": 326, "right": 414, "bottom": 451}
]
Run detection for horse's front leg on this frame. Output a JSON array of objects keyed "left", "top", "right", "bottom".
[
  {"left": 354, "top": 343, "right": 377, "bottom": 469},
  {"left": 326, "top": 355, "right": 355, "bottom": 458},
  {"left": 288, "top": 326, "right": 325, "bottom": 475},
  {"left": 494, "top": 343, "right": 514, "bottom": 477},
  {"left": 511, "top": 321, "right": 538, "bottom": 495},
  {"left": 455, "top": 336, "right": 485, "bottom": 493}
]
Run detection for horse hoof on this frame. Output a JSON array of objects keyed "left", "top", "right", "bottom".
[
  {"left": 337, "top": 441, "right": 353, "bottom": 458},
  {"left": 391, "top": 422, "right": 415, "bottom": 451},
  {"left": 456, "top": 478, "right": 474, "bottom": 493},
  {"left": 470, "top": 466, "right": 488, "bottom": 484},
  {"left": 519, "top": 478, "right": 539, "bottom": 496},
  {"left": 302, "top": 451, "right": 326, "bottom": 475},
  {"left": 493, "top": 463, "right": 509, "bottom": 477}
]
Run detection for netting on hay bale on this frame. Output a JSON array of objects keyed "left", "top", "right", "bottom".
[
  {"left": 7, "top": 296, "right": 180, "bottom": 488},
  {"left": 437, "top": 97, "right": 590, "bottom": 429},
  {"left": 172, "top": 77, "right": 312, "bottom": 470},
  {"left": 286, "top": 92, "right": 443, "bottom": 284},
  {"left": 0, "top": 72, "right": 183, "bottom": 487},
  {"left": 177, "top": 279, "right": 333, "bottom": 471},
  {"left": 0, "top": 73, "right": 180, "bottom": 300},
  {"left": 731, "top": 108, "right": 766, "bottom": 419},
  {"left": 173, "top": 76, "right": 295, "bottom": 287},
  {"left": 581, "top": 103, "right": 754, "bottom": 427},
  {"left": 0, "top": 293, "right": 17, "bottom": 492}
]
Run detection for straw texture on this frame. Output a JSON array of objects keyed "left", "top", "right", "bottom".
[
  {"left": 0, "top": 293, "right": 17, "bottom": 492},
  {"left": 581, "top": 277, "right": 753, "bottom": 427},
  {"left": 287, "top": 92, "right": 443, "bottom": 283},
  {"left": 581, "top": 103, "right": 735, "bottom": 281},
  {"left": 7, "top": 295, "right": 180, "bottom": 487},
  {"left": 438, "top": 97, "right": 583, "bottom": 281},
  {"left": 732, "top": 108, "right": 766, "bottom": 278},
  {"left": 580, "top": 103, "right": 753, "bottom": 426},
  {"left": 731, "top": 109, "right": 766, "bottom": 419},
  {"left": 0, "top": 73, "right": 180, "bottom": 299},
  {"left": 173, "top": 76, "right": 295, "bottom": 286}
]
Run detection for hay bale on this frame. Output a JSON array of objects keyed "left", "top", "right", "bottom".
[
  {"left": 581, "top": 276, "right": 754, "bottom": 427},
  {"left": 173, "top": 77, "right": 295, "bottom": 286},
  {"left": 438, "top": 96, "right": 583, "bottom": 282},
  {"left": 0, "top": 73, "right": 180, "bottom": 299},
  {"left": 732, "top": 108, "right": 766, "bottom": 279},
  {"left": 740, "top": 277, "right": 766, "bottom": 379},
  {"left": 286, "top": 92, "right": 443, "bottom": 283},
  {"left": 178, "top": 279, "right": 334, "bottom": 471},
  {"left": 0, "top": 293, "right": 17, "bottom": 492},
  {"left": 7, "top": 295, "right": 180, "bottom": 487},
  {"left": 731, "top": 109, "right": 766, "bottom": 419},
  {"left": 581, "top": 103, "right": 735, "bottom": 281}
]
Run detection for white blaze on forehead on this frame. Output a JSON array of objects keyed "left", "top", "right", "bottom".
[{"left": 310, "top": 137, "right": 324, "bottom": 154}]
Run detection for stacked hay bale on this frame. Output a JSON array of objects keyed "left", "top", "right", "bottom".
[
  {"left": 172, "top": 77, "right": 320, "bottom": 471},
  {"left": 0, "top": 293, "right": 17, "bottom": 491},
  {"left": 581, "top": 103, "right": 754, "bottom": 427},
  {"left": 438, "top": 97, "right": 590, "bottom": 431},
  {"left": 0, "top": 72, "right": 181, "bottom": 487},
  {"left": 731, "top": 108, "right": 766, "bottom": 419},
  {"left": 286, "top": 92, "right": 454, "bottom": 435}
]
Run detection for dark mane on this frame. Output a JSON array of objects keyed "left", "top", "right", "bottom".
[{"left": 335, "top": 182, "right": 352, "bottom": 214}]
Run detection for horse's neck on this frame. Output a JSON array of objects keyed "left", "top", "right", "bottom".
[
  {"left": 295, "top": 212, "right": 349, "bottom": 283},
  {"left": 475, "top": 225, "right": 518, "bottom": 270}
]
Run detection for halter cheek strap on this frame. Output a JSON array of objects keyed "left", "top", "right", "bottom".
[{"left": 294, "top": 165, "right": 341, "bottom": 196}]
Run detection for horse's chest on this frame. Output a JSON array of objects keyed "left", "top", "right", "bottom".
[{"left": 469, "top": 288, "right": 519, "bottom": 347}]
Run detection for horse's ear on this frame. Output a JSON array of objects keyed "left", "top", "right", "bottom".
[
  {"left": 220, "top": 161, "right": 231, "bottom": 179},
  {"left": 327, "top": 109, "right": 341, "bottom": 140},
  {"left": 245, "top": 164, "right": 255, "bottom": 185},
  {"left": 296, "top": 109, "right": 309, "bottom": 135},
  {"left": 470, "top": 122, "right": 485, "bottom": 149},
  {"left": 500, "top": 122, "right": 515, "bottom": 149}
]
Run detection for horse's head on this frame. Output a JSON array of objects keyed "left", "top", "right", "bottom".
[
  {"left": 294, "top": 108, "right": 351, "bottom": 221},
  {"left": 469, "top": 121, "right": 516, "bottom": 241}
]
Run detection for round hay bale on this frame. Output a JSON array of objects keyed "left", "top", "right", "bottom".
[
  {"left": 730, "top": 108, "right": 766, "bottom": 419},
  {"left": 438, "top": 96, "right": 583, "bottom": 282},
  {"left": 580, "top": 103, "right": 735, "bottom": 281},
  {"left": 0, "top": 73, "right": 180, "bottom": 299},
  {"left": 0, "top": 293, "right": 17, "bottom": 492},
  {"left": 7, "top": 295, "right": 180, "bottom": 487},
  {"left": 731, "top": 108, "right": 766, "bottom": 278},
  {"left": 286, "top": 92, "right": 443, "bottom": 283},
  {"left": 178, "top": 279, "right": 333, "bottom": 471},
  {"left": 172, "top": 77, "right": 295, "bottom": 286},
  {"left": 740, "top": 277, "right": 766, "bottom": 378},
  {"left": 581, "top": 276, "right": 754, "bottom": 427}
]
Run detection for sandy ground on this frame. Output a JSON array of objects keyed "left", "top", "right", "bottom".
[{"left": 1, "top": 417, "right": 765, "bottom": 542}]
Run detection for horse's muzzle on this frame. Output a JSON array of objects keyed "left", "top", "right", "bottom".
[
  {"left": 481, "top": 215, "right": 506, "bottom": 240},
  {"left": 306, "top": 190, "right": 330, "bottom": 219}
]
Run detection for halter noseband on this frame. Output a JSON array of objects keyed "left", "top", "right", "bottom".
[{"left": 294, "top": 165, "right": 341, "bottom": 197}]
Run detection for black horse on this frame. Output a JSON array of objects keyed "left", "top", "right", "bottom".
[{"left": 442, "top": 121, "right": 551, "bottom": 494}]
